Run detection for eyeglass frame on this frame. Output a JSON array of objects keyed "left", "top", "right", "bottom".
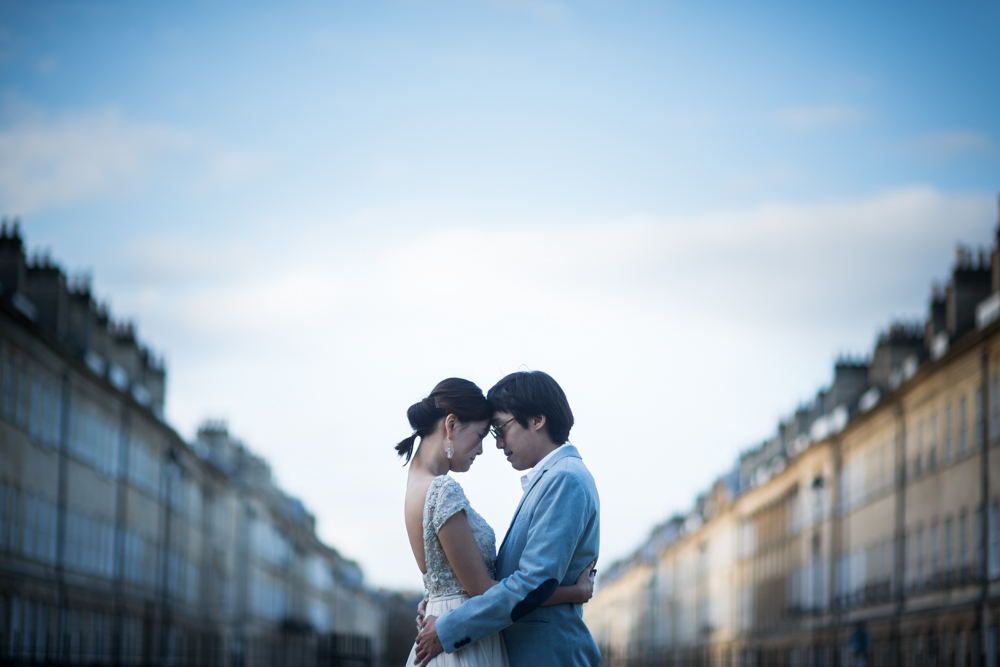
[{"left": 490, "top": 417, "right": 516, "bottom": 440}]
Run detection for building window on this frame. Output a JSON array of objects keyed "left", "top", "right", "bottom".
[
  {"left": 945, "top": 516, "right": 954, "bottom": 574},
  {"left": 959, "top": 395, "right": 968, "bottom": 457},
  {"left": 878, "top": 441, "right": 888, "bottom": 494},
  {"left": 915, "top": 525, "right": 925, "bottom": 588},
  {"left": 914, "top": 422, "right": 924, "bottom": 477},
  {"left": 128, "top": 440, "right": 160, "bottom": 497},
  {"left": 8, "top": 487, "right": 20, "bottom": 554},
  {"left": 989, "top": 500, "right": 999, "bottom": 579},
  {"left": 992, "top": 376, "right": 1000, "bottom": 443},
  {"left": 975, "top": 508, "right": 984, "bottom": 576},
  {"left": 15, "top": 367, "right": 28, "bottom": 428},
  {"left": 929, "top": 412, "right": 939, "bottom": 470},
  {"left": 960, "top": 511, "right": 969, "bottom": 569},
  {"left": 945, "top": 403, "right": 954, "bottom": 462},
  {"left": 23, "top": 494, "right": 35, "bottom": 559},
  {"left": 29, "top": 375, "right": 42, "bottom": 442},
  {"left": 0, "top": 480, "right": 8, "bottom": 552},
  {"left": 2, "top": 356, "right": 14, "bottom": 420},
  {"left": 930, "top": 521, "right": 939, "bottom": 578},
  {"left": 903, "top": 531, "right": 910, "bottom": 587},
  {"left": 976, "top": 388, "right": 985, "bottom": 450}
]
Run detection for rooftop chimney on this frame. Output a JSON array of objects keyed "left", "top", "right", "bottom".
[
  {"left": 870, "top": 322, "right": 925, "bottom": 390},
  {"left": 946, "top": 244, "right": 991, "bottom": 337},
  {"left": 0, "top": 219, "right": 27, "bottom": 296}
]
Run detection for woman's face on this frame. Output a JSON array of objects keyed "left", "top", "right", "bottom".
[{"left": 448, "top": 419, "right": 489, "bottom": 473}]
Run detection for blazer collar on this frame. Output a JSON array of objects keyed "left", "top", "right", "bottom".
[{"left": 501, "top": 444, "right": 582, "bottom": 544}]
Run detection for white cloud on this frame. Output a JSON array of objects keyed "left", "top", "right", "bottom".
[
  {"left": 207, "top": 150, "right": 272, "bottom": 187},
  {"left": 484, "top": 0, "right": 570, "bottom": 23},
  {"left": 725, "top": 165, "right": 800, "bottom": 195},
  {"left": 0, "top": 105, "right": 193, "bottom": 213},
  {"left": 895, "top": 130, "right": 996, "bottom": 161},
  {"left": 0, "top": 100, "right": 273, "bottom": 213},
  {"left": 776, "top": 104, "right": 867, "bottom": 130},
  {"left": 97, "top": 185, "right": 994, "bottom": 589}
]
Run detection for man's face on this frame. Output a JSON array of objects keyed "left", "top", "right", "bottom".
[{"left": 492, "top": 410, "right": 538, "bottom": 471}]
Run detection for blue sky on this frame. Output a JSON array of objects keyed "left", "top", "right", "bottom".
[{"left": 1, "top": 1, "right": 998, "bottom": 590}]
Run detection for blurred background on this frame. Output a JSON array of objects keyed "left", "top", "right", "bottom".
[{"left": 0, "top": 2, "right": 998, "bottom": 666}]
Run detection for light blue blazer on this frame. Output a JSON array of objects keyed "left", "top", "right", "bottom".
[{"left": 436, "top": 444, "right": 601, "bottom": 667}]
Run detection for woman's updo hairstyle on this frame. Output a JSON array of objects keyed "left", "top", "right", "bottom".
[{"left": 395, "top": 378, "right": 492, "bottom": 464}]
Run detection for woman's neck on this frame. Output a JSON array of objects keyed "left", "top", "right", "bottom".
[{"left": 413, "top": 436, "right": 450, "bottom": 477}]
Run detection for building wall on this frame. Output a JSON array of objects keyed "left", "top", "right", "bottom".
[
  {"left": 0, "top": 226, "right": 384, "bottom": 666},
  {"left": 586, "top": 230, "right": 1000, "bottom": 666}
]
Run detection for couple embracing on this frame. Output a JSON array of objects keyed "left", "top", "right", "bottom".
[{"left": 397, "top": 371, "right": 601, "bottom": 667}]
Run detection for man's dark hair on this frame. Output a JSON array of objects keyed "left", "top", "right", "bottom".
[{"left": 487, "top": 371, "right": 574, "bottom": 445}]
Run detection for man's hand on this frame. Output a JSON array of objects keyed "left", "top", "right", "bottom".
[
  {"left": 415, "top": 597, "right": 428, "bottom": 633},
  {"left": 415, "top": 615, "right": 443, "bottom": 665}
]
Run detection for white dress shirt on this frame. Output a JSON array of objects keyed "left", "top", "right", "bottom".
[{"left": 519, "top": 443, "right": 569, "bottom": 493}]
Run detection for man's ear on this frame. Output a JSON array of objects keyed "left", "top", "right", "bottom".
[{"left": 530, "top": 415, "right": 547, "bottom": 433}]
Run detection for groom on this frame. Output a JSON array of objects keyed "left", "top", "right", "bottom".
[{"left": 415, "top": 370, "right": 601, "bottom": 667}]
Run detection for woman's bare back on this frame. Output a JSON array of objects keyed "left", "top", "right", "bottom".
[{"left": 405, "top": 467, "right": 435, "bottom": 574}]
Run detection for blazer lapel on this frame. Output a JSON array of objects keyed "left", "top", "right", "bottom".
[{"left": 497, "top": 445, "right": 581, "bottom": 555}]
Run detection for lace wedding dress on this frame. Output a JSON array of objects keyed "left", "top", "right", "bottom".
[{"left": 405, "top": 475, "right": 509, "bottom": 667}]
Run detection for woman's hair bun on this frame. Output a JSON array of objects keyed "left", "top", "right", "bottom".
[{"left": 395, "top": 378, "right": 492, "bottom": 464}]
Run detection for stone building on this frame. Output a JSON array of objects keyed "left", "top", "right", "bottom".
[
  {"left": 586, "top": 219, "right": 1000, "bottom": 667},
  {"left": 0, "top": 222, "right": 385, "bottom": 666}
]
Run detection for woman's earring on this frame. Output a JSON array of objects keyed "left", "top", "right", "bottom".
[{"left": 446, "top": 439, "right": 454, "bottom": 460}]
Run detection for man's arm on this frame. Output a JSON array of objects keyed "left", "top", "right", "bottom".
[{"left": 422, "top": 469, "right": 596, "bottom": 654}]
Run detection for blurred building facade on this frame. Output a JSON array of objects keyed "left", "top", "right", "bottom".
[
  {"left": 586, "top": 220, "right": 1000, "bottom": 667},
  {"left": 0, "top": 222, "right": 385, "bottom": 666}
]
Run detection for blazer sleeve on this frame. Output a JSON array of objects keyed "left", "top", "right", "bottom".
[{"left": 435, "top": 467, "right": 594, "bottom": 653}]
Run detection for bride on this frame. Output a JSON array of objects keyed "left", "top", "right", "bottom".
[{"left": 397, "top": 378, "right": 595, "bottom": 667}]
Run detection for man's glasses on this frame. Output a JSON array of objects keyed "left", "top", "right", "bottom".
[{"left": 490, "top": 418, "right": 515, "bottom": 440}]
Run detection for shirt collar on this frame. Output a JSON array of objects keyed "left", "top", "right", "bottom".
[{"left": 519, "top": 443, "right": 568, "bottom": 493}]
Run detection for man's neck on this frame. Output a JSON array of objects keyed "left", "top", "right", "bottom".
[{"left": 527, "top": 443, "right": 560, "bottom": 470}]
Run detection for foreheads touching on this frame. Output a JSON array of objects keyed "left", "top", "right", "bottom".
[{"left": 394, "top": 378, "right": 492, "bottom": 465}]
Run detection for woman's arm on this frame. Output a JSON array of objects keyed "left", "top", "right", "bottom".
[
  {"left": 437, "top": 513, "right": 595, "bottom": 604},
  {"left": 437, "top": 511, "right": 497, "bottom": 596},
  {"left": 541, "top": 559, "right": 596, "bottom": 606}
]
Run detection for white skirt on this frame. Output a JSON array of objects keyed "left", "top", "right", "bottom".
[{"left": 406, "top": 593, "right": 509, "bottom": 667}]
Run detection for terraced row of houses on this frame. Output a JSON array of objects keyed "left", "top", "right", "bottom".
[
  {"left": 0, "top": 222, "right": 385, "bottom": 666},
  {"left": 585, "top": 216, "right": 1000, "bottom": 667}
]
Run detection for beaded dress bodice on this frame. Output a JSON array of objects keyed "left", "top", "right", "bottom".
[{"left": 422, "top": 475, "right": 497, "bottom": 597}]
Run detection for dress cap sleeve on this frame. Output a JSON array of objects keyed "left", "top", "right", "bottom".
[{"left": 428, "top": 475, "right": 469, "bottom": 534}]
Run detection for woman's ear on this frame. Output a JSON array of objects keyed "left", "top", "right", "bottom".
[{"left": 444, "top": 413, "right": 459, "bottom": 438}]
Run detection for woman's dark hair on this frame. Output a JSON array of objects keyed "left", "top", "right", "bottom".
[
  {"left": 487, "top": 370, "right": 574, "bottom": 445},
  {"left": 395, "top": 378, "right": 492, "bottom": 464}
]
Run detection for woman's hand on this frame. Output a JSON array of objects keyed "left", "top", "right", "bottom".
[
  {"left": 414, "top": 597, "right": 428, "bottom": 633},
  {"left": 574, "top": 558, "right": 598, "bottom": 603}
]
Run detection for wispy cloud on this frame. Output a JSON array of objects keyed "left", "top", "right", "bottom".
[
  {"left": 894, "top": 130, "right": 996, "bottom": 161},
  {"left": 484, "top": 0, "right": 570, "bottom": 23},
  {"left": 0, "top": 99, "right": 273, "bottom": 213},
  {"left": 0, "top": 103, "right": 192, "bottom": 213},
  {"left": 100, "top": 186, "right": 993, "bottom": 588},
  {"left": 725, "top": 165, "right": 801, "bottom": 196},
  {"left": 776, "top": 104, "right": 867, "bottom": 130},
  {"left": 206, "top": 150, "right": 272, "bottom": 187}
]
